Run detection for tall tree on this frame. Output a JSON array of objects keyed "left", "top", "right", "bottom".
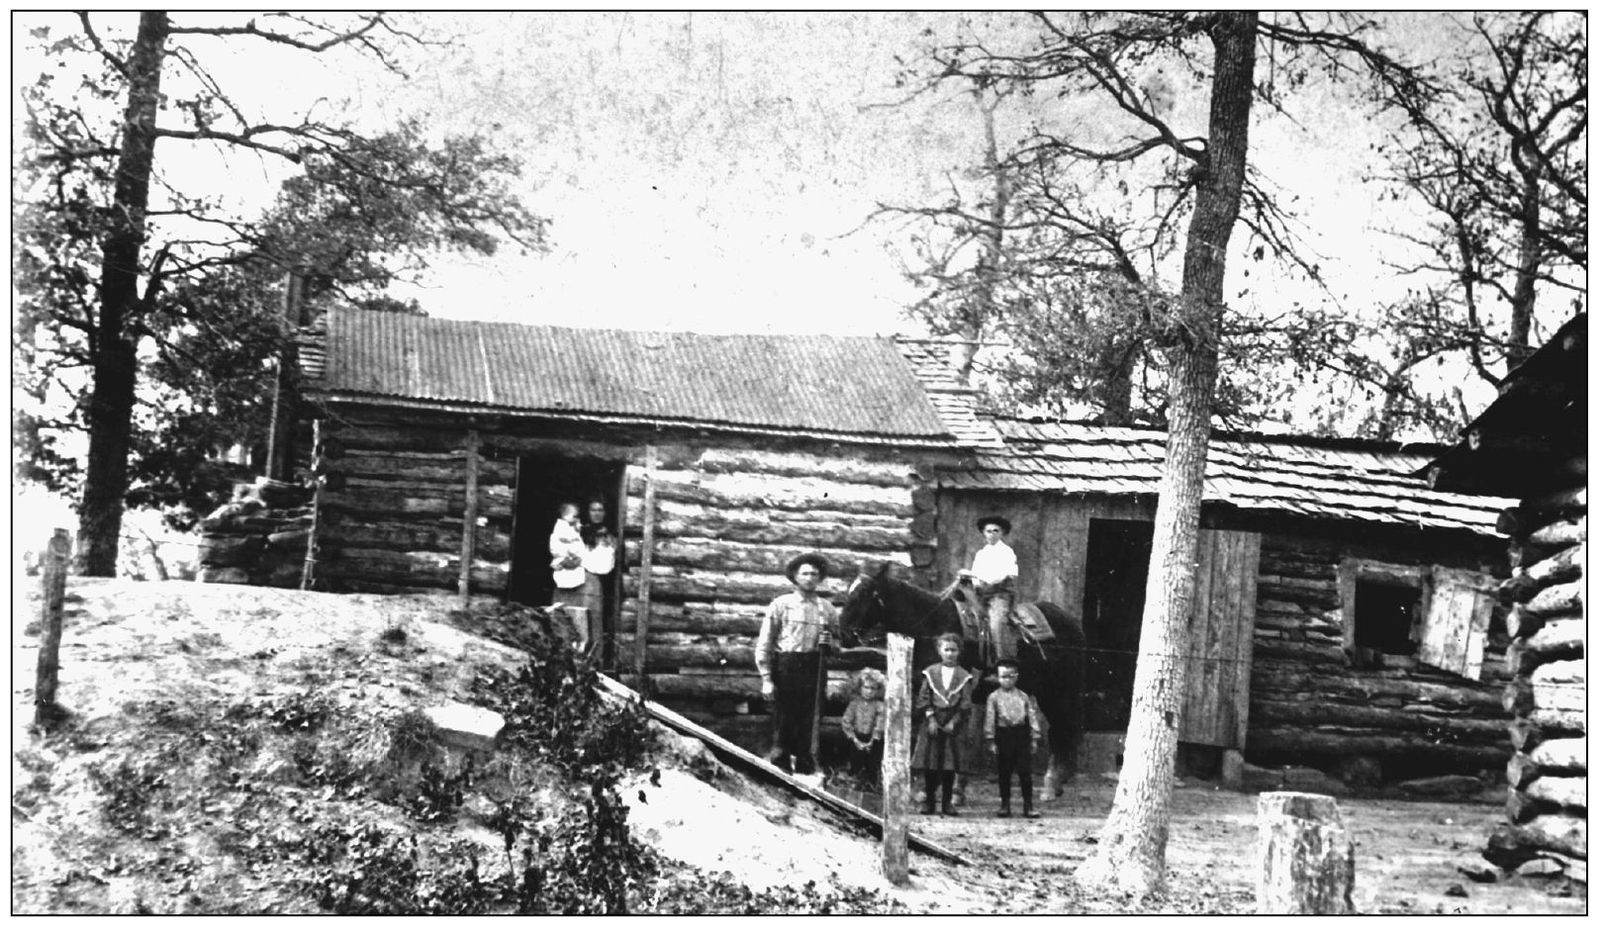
[
  {"left": 1364, "top": 11, "right": 1585, "bottom": 435},
  {"left": 925, "top": 11, "right": 1429, "bottom": 894},
  {"left": 15, "top": 12, "right": 542, "bottom": 567}
]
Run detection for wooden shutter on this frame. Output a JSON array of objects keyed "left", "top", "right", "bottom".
[
  {"left": 1418, "top": 567, "right": 1494, "bottom": 679},
  {"left": 1179, "top": 529, "right": 1261, "bottom": 749}
]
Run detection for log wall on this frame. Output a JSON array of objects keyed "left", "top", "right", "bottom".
[
  {"left": 196, "top": 478, "right": 314, "bottom": 588},
  {"left": 296, "top": 412, "right": 939, "bottom": 754},
  {"left": 1245, "top": 527, "right": 1512, "bottom": 777},
  {"left": 1485, "top": 492, "right": 1586, "bottom": 872}
]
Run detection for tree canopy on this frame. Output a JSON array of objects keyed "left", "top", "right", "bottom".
[{"left": 14, "top": 12, "right": 544, "bottom": 555}]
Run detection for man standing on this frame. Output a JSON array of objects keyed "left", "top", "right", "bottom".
[
  {"left": 756, "top": 552, "right": 838, "bottom": 776},
  {"left": 959, "top": 515, "right": 1019, "bottom": 662}
]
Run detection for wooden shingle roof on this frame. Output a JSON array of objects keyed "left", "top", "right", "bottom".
[{"left": 942, "top": 419, "right": 1513, "bottom": 535}]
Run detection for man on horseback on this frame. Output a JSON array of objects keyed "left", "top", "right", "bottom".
[
  {"left": 958, "top": 515, "right": 1019, "bottom": 663},
  {"left": 756, "top": 552, "right": 839, "bottom": 777}
]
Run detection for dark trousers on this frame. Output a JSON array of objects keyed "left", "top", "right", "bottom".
[
  {"left": 770, "top": 651, "right": 822, "bottom": 774},
  {"left": 995, "top": 725, "right": 1033, "bottom": 808},
  {"left": 923, "top": 770, "right": 955, "bottom": 810},
  {"left": 847, "top": 737, "right": 883, "bottom": 787}
]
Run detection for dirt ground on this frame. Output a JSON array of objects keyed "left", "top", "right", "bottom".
[{"left": 10, "top": 578, "right": 1587, "bottom": 915}]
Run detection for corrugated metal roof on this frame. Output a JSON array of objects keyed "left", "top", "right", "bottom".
[
  {"left": 942, "top": 419, "right": 1513, "bottom": 535},
  {"left": 310, "top": 308, "right": 956, "bottom": 440}
]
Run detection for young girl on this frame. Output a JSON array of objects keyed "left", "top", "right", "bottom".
[
  {"left": 913, "top": 632, "right": 974, "bottom": 816},
  {"left": 839, "top": 668, "right": 887, "bottom": 789}
]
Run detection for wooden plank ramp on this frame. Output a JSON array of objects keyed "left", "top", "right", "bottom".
[{"left": 596, "top": 673, "right": 969, "bottom": 866}]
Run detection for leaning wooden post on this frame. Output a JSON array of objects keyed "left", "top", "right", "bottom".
[
  {"left": 632, "top": 445, "right": 658, "bottom": 691},
  {"left": 881, "top": 632, "right": 913, "bottom": 885},
  {"left": 1257, "top": 791, "right": 1355, "bottom": 914},
  {"left": 34, "top": 528, "right": 72, "bottom": 726},
  {"left": 457, "top": 429, "right": 481, "bottom": 606}
]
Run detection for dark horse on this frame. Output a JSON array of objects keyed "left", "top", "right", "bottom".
[{"left": 838, "top": 561, "right": 1086, "bottom": 801}]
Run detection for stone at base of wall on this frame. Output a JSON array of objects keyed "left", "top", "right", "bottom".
[{"left": 425, "top": 702, "right": 506, "bottom": 755}]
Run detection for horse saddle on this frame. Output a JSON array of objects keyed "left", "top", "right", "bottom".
[{"left": 1011, "top": 602, "right": 1056, "bottom": 646}]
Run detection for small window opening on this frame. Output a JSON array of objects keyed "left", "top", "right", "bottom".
[{"left": 1353, "top": 578, "right": 1422, "bottom": 668}]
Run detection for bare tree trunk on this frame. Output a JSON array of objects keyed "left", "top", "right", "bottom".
[
  {"left": 1077, "top": 11, "right": 1257, "bottom": 897},
  {"left": 1506, "top": 168, "right": 1541, "bottom": 373},
  {"left": 77, "top": 11, "right": 170, "bottom": 575}
]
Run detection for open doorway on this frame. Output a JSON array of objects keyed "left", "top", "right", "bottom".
[
  {"left": 509, "top": 455, "right": 626, "bottom": 661},
  {"left": 1081, "top": 518, "right": 1154, "bottom": 732}
]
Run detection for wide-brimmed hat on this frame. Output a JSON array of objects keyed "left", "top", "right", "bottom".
[
  {"left": 976, "top": 515, "right": 1012, "bottom": 534},
  {"left": 785, "top": 552, "right": 831, "bottom": 582}
]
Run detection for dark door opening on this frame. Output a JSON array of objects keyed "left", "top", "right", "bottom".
[
  {"left": 509, "top": 455, "right": 625, "bottom": 660},
  {"left": 1082, "top": 518, "right": 1154, "bottom": 732}
]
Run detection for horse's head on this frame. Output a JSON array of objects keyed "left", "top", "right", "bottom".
[{"left": 838, "top": 560, "right": 895, "bottom": 647}]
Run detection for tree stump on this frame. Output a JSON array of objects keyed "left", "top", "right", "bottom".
[{"left": 1257, "top": 791, "right": 1355, "bottom": 914}]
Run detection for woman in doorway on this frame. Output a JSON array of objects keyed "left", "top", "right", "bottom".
[
  {"left": 577, "top": 498, "right": 617, "bottom": 657},
  {"left": 550, "top": 501, "right": 587, "bottom": 614}
]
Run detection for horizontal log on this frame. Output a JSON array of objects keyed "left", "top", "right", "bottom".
[
  {"left": 642, "top": 536, "right": 908, "bottom": 578},
  {"left": 320, "top": 552, "right": 508, "bottom": 593},
  {"left": 325, "top": 424, "right": 481, "bottom": 455},
  {"left": 1525, "top": 618, "right": 1584, "bottom": 661},
  {"left": 1521, "top": 484, "right": 1585, "bottom": 515},
  {"left": 1245, "top": 727, "right": 1507, "bottom": 769},
  {"left": 322, "top": 521, "right": 512, "bottom": 562},
  {"left": 1532, "top": 658, "right": 1585, "bottom": 687},
  {"left": 636, "top": 507, "right": 913, "bottom": 552},
  {"left": 622, "top": 602, "right": 764, "bottom": 636},
  {"left": 1503, "top": 678, "right": 1587, "bottom": 717},
  {"left": 320, "top": 487, "right": 510, "bottom": 522},
  {"left": 1250, "top": 699, "right": 1507, "bottom": 737},
  {"left": 1250, "top": 661, "right": 1505, "bottom": 713},
  {"left": 1530, "top": 737, "right": 1586, "bottom": 774},
  {"left": 1507, "top": 751, "right": 1539, "bottom": 788},
  {"left": 1528, "top": 706, "right": 1585, "bottom": 736},
  {"left": 1252, "top": 640, "right": 1347, "bottom": 666},
  {"left": 692, "top": 448, "right": 916, "bottom": 487},
  {"left": 624, "top": 567, "right": 843, "bottom": 606},
  {"left": 1527, "top": 515, "right": 1585, "bottom": 548},
  {"left": 629, "top": 470, "right": 914, "bottom": 519},
  {"left": 328, "top": 453, "right": 515, "bottom": 485},
  {"left": 1504, "top": 604, "right": 1545, "bottom": 639},
  {"left": 1527, "top": 775, "right": 1586, "bottom": 811},
  {"left": 1525, "top": 578, "right": 1584, "bottom": 618}
]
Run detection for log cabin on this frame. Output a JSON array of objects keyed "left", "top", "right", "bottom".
[
  {"left": 1427, "top": 313, "right": 1586, "bottom": 878},
  {"left": 932, "top": 416, "right": 1519, "bottom": 786},
  {"left": 222, "top": 306, "right": 993, "bottom": 752}
]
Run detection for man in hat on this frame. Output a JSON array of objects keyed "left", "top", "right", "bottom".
[
  {"left": 959, "top": 515, "right": 1020, "bottom": 661},
  {"left": 755, "top": 552, "right": 839, "bottom": 776}
]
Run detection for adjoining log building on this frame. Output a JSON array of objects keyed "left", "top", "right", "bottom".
[
  {"left": 214, "top": 306, "right": 1521, "bottom": 775},
  {"left": 929, "top": 416, "right": 1518, "bottom": 785},
  {"left": 1428, "top": 313, "right": 1586, "bottom": 878}
]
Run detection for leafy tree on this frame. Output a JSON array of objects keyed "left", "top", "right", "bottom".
[
  {"left": 1360, "top": 11, "right": 1585, "bottom": 436},
  {"left": 924, "top": 11, "right": 1429, "bottom": 894},
  {"left": 15, "top": 12, "right": 544, "bottom": 561}
]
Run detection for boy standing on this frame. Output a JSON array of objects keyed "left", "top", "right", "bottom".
[{"left": 983, "top": 659, "right": 1044, "bottom": 818}]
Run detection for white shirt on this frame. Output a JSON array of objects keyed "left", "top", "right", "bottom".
[
  {"left": 970, "top": 541, "right": 1018, "bottom": 586},
  {"left": 582, "top": 538, "right": 616, "bottom": 575},
  {"left": 939, "top": 665, "right": 957, "bottom": 690}
]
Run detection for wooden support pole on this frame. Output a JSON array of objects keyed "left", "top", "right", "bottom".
[
  {"left": 458, "top": 429, "right": 481, "bottom": 605},
  {"left": 34, "top": 529, "right": 72, "bottom": 727},
  {"left": 882, "top": 632, "right": 913, "bottom": 886},
  {"left": 633, "top": 445, "right": 658, "bottom": 689},
  {"left": 1256, "top": 792, "right": 1354, "bottom": 914},
  {"left": 301, "top": 419, "right": 325, "bottom": 592}
]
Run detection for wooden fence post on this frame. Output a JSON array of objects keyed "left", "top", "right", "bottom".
[
  {"left": 633, "top": 445, "right": 658, "bottom": 691},
  {"left": 458, "top": 429, "right": 481, "bottom": 605},
  {"left": 882, "top": 632, "right": 913, "bottom": 885},
  {"left": 1257, "top": 791, "right": 1355, "bottom": 914},
  {"left": 34, "top": 528, "right": 72, "bottom": 726}
]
